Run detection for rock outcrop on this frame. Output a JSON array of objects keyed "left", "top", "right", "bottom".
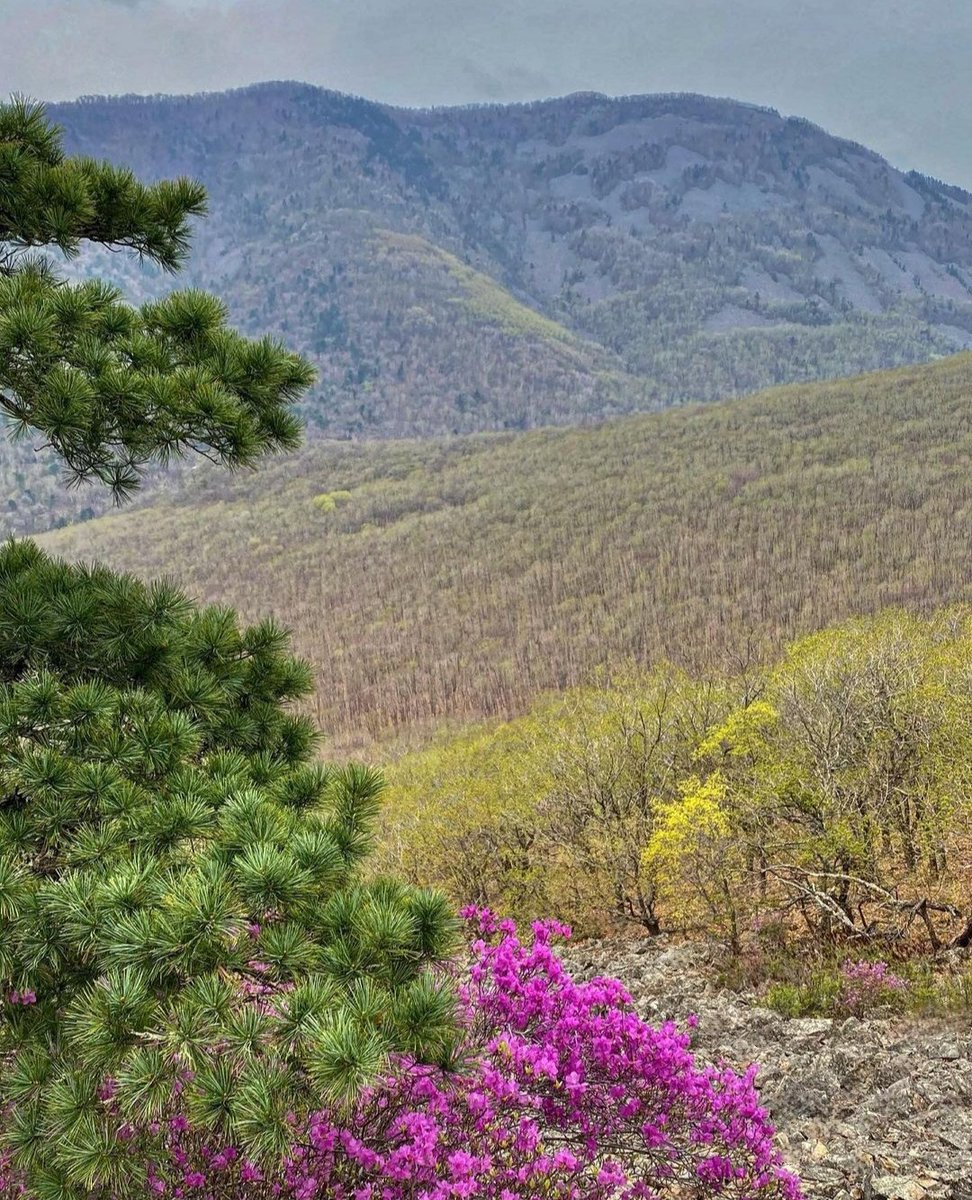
[{"left": 560, "top": 938, "right": 972, "bottom": 1199}]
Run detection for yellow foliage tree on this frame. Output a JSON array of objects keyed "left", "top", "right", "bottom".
[
  {"left": 643, "top": 772, "right": 746, "bottom": 948},
  {"left": 379, "top": 608, "right": 972, "bottom": 951}
]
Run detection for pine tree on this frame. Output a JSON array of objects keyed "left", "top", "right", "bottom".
[
  {"left": 0, "top": 96, "right": 313, "bottom": 498},
  {"left": 0, "top": 99, "right": 458, "bottom": 1198}
]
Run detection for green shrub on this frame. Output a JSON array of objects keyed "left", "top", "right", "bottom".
[{"left": 312, "top": 489, "right": 353, "bottom": 513}]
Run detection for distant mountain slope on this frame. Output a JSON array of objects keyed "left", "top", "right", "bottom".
[
  {"left": 8, "top": 83, "right": 972, "bottom": 535},
  {"left": 38, "top": 353, "right": 972, "bottom": 755},
  {"left": 48, "top": 84, "right": 972, "bottom": 431}
]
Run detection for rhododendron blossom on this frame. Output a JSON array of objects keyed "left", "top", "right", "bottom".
[
  {"left": 838, "top": 960, "right": 909, "bottom": 1016},
  {"left": 0, "top": 912, "right": 802, "bottom": 1198}
]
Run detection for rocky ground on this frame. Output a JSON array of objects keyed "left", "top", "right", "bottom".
[{"left": 559, "top": 939, "right": 972, "bottom": 1200}]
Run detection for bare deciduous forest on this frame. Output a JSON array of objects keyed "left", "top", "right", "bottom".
[{"left": 39, "top": 353, "right": 972, "bottom": 755}]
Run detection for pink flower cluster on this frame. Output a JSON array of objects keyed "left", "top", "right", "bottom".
[
  {"left": 5, "top": 991, "right": 36, "bottom": 1007},
  {"left": 838, "top": 960, "right": 909, "bottom": 1016},
  {"left": 0, "top": 913, "right": 802, "bottom": 1198}
]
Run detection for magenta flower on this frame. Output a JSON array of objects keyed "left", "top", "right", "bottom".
[{"left": 0, "top": 914, "right": 802, "bottom": 1199}]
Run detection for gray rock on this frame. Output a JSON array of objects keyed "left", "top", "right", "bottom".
[
  {"left": 789, "top": 1017, "right": 834, "bottom": 1040},
  {"left": 558, "top": 935, "right": 972, "bottom": 1200},
  {"left": 871, "top": 1175, "right": 931, "bottom": 1200}
]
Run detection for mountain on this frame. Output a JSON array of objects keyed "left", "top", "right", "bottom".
[
  {"left": 37, "top": 353, "right": 972, "bottom": 756},
  {"left": 52, "top": 84, "right": 972, "bottom": 416},
  {"left": 7, "top": 81, "right": 972, "bottom": 535}
]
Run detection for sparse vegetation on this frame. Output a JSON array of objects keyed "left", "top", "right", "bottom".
[
  {"left": 756, "top": 958, "right": 972, "bottom": 1020},
  {"left": 376, "top": 231, "right": 579, "bottom": 346}
]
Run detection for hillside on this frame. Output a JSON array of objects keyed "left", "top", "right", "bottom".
[
  {"left": 37, "top": 353, "right": 972, "bottom": 755},
  {"left": 9, "top": 82, "right": 972, "bottom": 533},
  {"left": 50, "top": 83, "right": 972, "bottom": 427}
]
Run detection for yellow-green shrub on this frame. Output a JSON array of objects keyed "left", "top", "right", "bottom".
[
  {"left": 379, "top": 608, "right": 972, "bottom": 950},
  {"left": 312, "top": 489, "right": 353, "bottom": 513},
  {"left": 377, "top": 672, "right": 731, "bottom": 936}
]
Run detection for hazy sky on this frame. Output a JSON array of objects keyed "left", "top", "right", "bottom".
[{"left": 2, "top": 0, "right": 971, "bottom": 187}]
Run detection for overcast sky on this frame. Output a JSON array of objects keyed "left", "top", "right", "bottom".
[{"left": 2, "top": 0, "right": 971, "bottom": 188}]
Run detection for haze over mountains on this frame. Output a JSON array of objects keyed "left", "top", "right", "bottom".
[
  {"left": 7, "top": 81, "right": 972, "bottom": 535},
  {"left": 54, "top": 83, "right": 972, "bottom": 415}
]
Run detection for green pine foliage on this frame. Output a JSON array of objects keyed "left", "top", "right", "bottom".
[
  {"left": 0, "top": 541, "right": 457, "bottom": 1194},
  {"left": 0, "top": 99, "right": 459, "bottom": 1197},
  {"left": 0, "top": 97, "right": 313, "bottom": 499}
]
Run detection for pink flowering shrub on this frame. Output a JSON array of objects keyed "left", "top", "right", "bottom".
[
  {"left": 0, "top": 913, "right": 801, "bottom": 1199},
  {"left": 838, "top": 960, "right": 909, "bottom": 1017}
]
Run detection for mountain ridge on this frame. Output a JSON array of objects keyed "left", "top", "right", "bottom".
[
  {"left": 5, "top": 82, "right": 972, "bottom": 535},
  {"left": 48, "top": 81, "right": 972, "bottom": 422}
]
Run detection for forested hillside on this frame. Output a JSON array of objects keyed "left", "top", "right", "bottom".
[
  {"left": 6, "top": 77, "right": 972, "bottom": 1200},
  {"left": 10, "top": 82, "right": 972, "bottom": 533},
  {"left": 38, "top": 353, "right": 972, "bottom": 753},
  {"left": 49, "top": 82, "right": 972, "bottom": 435}
]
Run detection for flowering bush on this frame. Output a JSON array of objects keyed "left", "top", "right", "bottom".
[
  {"left": 838, "top": 960, "right": 909, "bottom": 1016},
  {"left": 1, "top": 913, "right": 801, "bottom": 1199}
]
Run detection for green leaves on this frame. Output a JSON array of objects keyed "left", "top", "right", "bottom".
[
  {"left": 387, "top": 974, "right": 458, "bottom": 1061},
  {"left": 303, "top": 1012, "right": 389, "bottom": 1110},
  {"left": 0, "top": 854, "right": 27, "bottom": 920},
  {"left": 64, "top": 967, "right": 161, "bottom": 1075},
  {"left": 0, "top": 97, "right": 205, "bottom": 269},
  {"left": 114, "top": 1046, "right": 171, "bottom": 1123},
  {"left": 0, "top": 270, "right": 312, "bottom": 497},
  {"left": 0, "top": 545, "right": 458, "bottom": 1193},
  {"left": 0, "top": 98, "right": 314, "bottom": 496},
  {"left": 233, "top": 842, "right": 315, "bottom": 913}
]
